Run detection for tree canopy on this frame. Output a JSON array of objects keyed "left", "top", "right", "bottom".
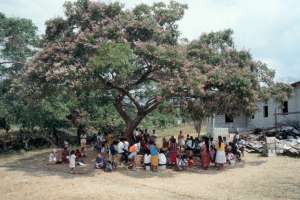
[{"left": 24, "top": 0, "right": 188, "bottom": 139}]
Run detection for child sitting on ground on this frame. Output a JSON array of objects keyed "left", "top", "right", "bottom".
[
  {"left": 62, "top": 147, "right": 69, "bottom": 163},
  {"left": 48, "top": 149, "right": 57, "bottom": 164},
  {"left": 158, "top": 149, "right": 167, "bottom": 170},
  {"left": 227, "top": 151, "right": 236, "bottom": 166},
  {"left": 188, "top": 156, "right": 194, "bottom": 168},
  {"left": 95, "top": 152, "right": 105, "bottom": 169},
  {"left": 176, "top": 154, "right": 188, "bottom": 171},
  {"left": 143, "top": 149, "right": 151, "bottom": 171},
  {"left": 69, "top": 150, "right": 76, "bottom": 174},
  {"left": 128, "top": 143, "right": 137, "bottom": 170},
  {"left": 104, "top": 160, "right": 113, "bottom": 172}
]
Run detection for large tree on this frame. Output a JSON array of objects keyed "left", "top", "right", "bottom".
[
  {"left": 24, "top": 0, "right": 290, "bottom": 140},
  {"left": 180, "top": 30, "right": 292, "bottom": 135},
  {"left": 25, "top": 0, "right": 187, "bottom": 139}
]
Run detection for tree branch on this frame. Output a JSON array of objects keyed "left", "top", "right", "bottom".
[
  {"left": 99, "top": 75, "right": 142, "bottom": 111},
  {"left": 0, "top": 61, "right": 24, "bottom": 65},
  {"left": 144, "top": 96, "right": 164, "bottom": 114},
  {"left": 114, "top": 94, "right": 131, "bottom": 124}
]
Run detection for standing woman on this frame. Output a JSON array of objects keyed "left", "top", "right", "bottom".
[
  {"left": 200, "top": 137, "right": 211, "bottom": 170},
  {"left": 215, "top": 136, "right": 226, "bottom": 170},
  {"left": 178, "top": 130, "right": 185, "bottom": 150},
  {"left": 168, "top": 136, "right": 177, "bottom": 166}
]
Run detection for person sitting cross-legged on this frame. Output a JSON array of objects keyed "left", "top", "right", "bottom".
[
  {"left": 95, "top": 152, "right": 106, "bottom": 169},
  {"left": 143, "top": 149, "right": 151, "bottom": 171},
  {"left": 158, "top": 149, "right": 167, "bottom": 170}
]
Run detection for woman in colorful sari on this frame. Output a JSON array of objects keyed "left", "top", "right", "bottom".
[
  {"left": 200, "top": 137, "right": 211, "bottom": 170},
  {"left": 168, "top": 136, "right": 177, "bottom": 166}
]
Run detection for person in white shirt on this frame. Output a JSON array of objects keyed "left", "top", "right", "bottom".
[
  {"left": 117, "top": 140, "right": 124, "bottom": 154},
  {"left": 48, "top": 149, "right": 57, "bottom": 164},
  {"left": 69, "top": 150, "right": 76, "bottom": 174},
  {"left": 186, "top": 137, "right": 194, "bottom": 150},
  {"left": 158, "top": 150, "right": 167, "bottom": 170},
  {"left": 123, "top": 140, "right": 129, "bottom": 152},
  {"left": 143, "top": 150, "right": 151, "bottom": 171}
]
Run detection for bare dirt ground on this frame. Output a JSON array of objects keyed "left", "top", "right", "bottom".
[{"left": 0, "top": 148, "right": 300, "bottom": 200}]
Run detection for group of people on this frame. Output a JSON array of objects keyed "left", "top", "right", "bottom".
[
  {"left": 93, "top": 129, "right": 164, "bottom": 172},
  {"left": 48, "top": 128, "right": 245, "bottom": 173},
  {"left": 48, "top": 133, "right": 88, "bottom": 173}
]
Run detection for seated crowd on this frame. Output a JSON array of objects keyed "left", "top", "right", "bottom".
[{"left": 48, "top": 128, "right": 245, "bottom": 173}]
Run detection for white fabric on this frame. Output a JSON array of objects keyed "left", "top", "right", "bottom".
[
  {"left": 215, "top": 151, "right": 226, "bottom": 164},
  {"left": 123, "top": 141, "right": 129, "bottom": 151},
  {"left": 136, "top": 142, "right": 141, "bottom": 152},
  {"left": 69, "top": 154, "right": 76, "bottom": 168},
  {"left": 179, "top": 139, "right": 185, "bottom": 146},
  {"left": 97, "top": 134, "right": 105, "bottom": 142},
  {"left": 186, "top": 140, "right": 194, "bottom": 149},
  {"left": 48, "top": 153, "right": 56, "bottom": 163},
  {"left": 227, "top": 153, "right": 236, "bottom": 166},
  {"left": 158, "top": 153, "right": 167, "bottom": 165},
  {"left": 134, "top": 130, "right": 140, "bottom": 137},
  {"left": 117, "top": 141, "right": 124, "bottom": 154},
  {"left": 144, "top": 154, "right": 151, "bottom": 164}
]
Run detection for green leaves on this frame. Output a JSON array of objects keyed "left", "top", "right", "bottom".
[
  {"left": 89, "top": 42, "right": 135, "bottom": 84},
  {"left": 0, "top": 13, "right": 39, "bottom": 63}
]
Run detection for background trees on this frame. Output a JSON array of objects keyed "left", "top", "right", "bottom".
[{"left": 0, "top": 12, "right": 40, "bottom": 131}]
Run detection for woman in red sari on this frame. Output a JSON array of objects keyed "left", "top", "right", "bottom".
[
  {"left": 200, "top": 137, "right": 211, "bottom": 170},
  {"left": 168, "top": 136, "right": 177, "bottom": 166}
]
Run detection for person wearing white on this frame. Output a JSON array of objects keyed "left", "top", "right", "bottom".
[
  {"left": 158, "top": 152, "right": 167, "bottom": 170},
  {"left": 69, "top": 151, "right": 76, "bottom": 173},
  {"left": 136, "top": 141, "right": 141, "bottom": 153},
  {"left": 144, "top": 152, "right": 151, "bottom": 171},
  {"left": 186, "top": 138, "right": 194, "bottom": 150},
  {"left": 48, "top": 149, "right": 57, "bottom": 164},
  {"left": 123, "top": 140, "right": 129, "bottom": 151},
  {"left": 117, "top": 141, "right": 125, "bottom": 154}
]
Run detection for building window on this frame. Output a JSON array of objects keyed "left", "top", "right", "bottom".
[
  {"left": 282, "top": 101, "right": 288, "bottom": 113},
  {"left": 264, "top": 105, "right": 268, "bottom": 118},
  {"left": 225, "top": 114, "right": 233, "bottom": 123},
  {"left": 251, "top": 115, "right": 255, "bottom": 119}
]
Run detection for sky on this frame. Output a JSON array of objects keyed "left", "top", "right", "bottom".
[{"left": 1, "top": 0, "right": 299, "bottom": 83}]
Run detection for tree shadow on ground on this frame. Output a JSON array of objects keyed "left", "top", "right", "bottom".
[
  {"left": 0, "top": 149, "right": 267, "bottom": 179},
  {"left": 0, "top": 150, "right": 99, "bottom": 179},
  {"left": 109, "top": 154, "right": 268, "bottom": 178}
]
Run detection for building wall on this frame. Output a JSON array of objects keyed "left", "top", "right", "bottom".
[
  {"left": 210, "top": 86, "right": 300, "bottom": 131},
  {"left": 214, "top": 114, "right": 248, "bottom": 132},
  {"left": 248, "top": 87, "right": 300, "bottom": 129}
]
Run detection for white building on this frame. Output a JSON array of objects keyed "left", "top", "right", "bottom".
[{"left": 208, "top": 81, "right": 300, "bottom": 134}]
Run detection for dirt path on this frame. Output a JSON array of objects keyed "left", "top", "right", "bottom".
[{"left": 0, "top": 150, "right": 300, "bottom": 200}]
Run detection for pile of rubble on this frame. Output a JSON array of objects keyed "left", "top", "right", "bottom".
[{"left": 242, "top": 126, "right": 300, "bottom": 157}]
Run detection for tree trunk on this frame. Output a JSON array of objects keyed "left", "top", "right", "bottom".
[
  {"left": 194, "top": 119, "right": 202, "bottom": 138},
  {"left": 124, "top": 114, "right": 145, "bottom": 142}
]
